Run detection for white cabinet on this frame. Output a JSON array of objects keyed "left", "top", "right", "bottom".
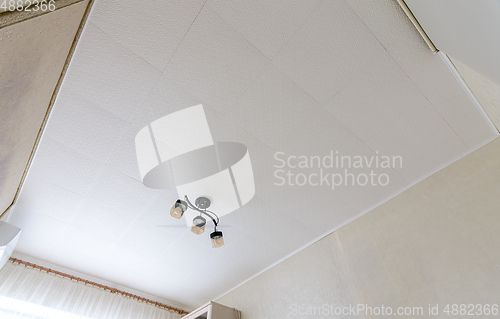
[{"left": 183, "top": 302, "right": 241, "bottom": 319}]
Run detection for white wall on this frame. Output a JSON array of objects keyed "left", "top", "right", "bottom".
[{"left": 217, "top": 138, "right": 500, "bottom": 318}]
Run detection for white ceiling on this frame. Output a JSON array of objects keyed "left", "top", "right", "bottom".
[{"left": 7, "top": 0, "right": 498, "bottom": 309}]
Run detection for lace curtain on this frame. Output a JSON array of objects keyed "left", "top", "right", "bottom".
[{"left": 0, "top": 261, "right": 182, "bottom": 319}]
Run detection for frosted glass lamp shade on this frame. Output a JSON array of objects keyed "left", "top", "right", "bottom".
[
  {"left": 210, "top": 230, "right": 224, "bottom": 248},
  {"left": 191, "top": 216, "right": 206, "bottom": 235},
  {"left": 170, "top": 200, "right": 187, "bottom": 219}
]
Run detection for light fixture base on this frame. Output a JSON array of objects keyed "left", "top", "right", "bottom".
[{"left": 195, "top": 196, "right": 211, "bottom": 209}]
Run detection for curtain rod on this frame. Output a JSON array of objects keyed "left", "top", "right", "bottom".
[{"left": 8, "top": 257, "right": 189, "bottom": 315}]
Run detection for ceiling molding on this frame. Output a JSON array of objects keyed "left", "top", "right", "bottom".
[{"left": 395, "top": 0, "right": 437, "bottom": 52}]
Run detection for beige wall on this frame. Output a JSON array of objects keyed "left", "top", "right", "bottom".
[
  {"left": 452, "top": 58, "right": 500, "bottom": 130},
  {"left": 0, "top": 1, "right": 89, "bottom": 216},
  {"left": 217, "top": 138, "right": 500, "bottom": 318}
]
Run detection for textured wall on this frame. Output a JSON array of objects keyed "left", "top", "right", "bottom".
[
  {"left": 0, "top": 1, "right": 88, "bottom": 215},
  {"left": 217, "top": 138, "right": 500, "bottom": 318},
  {"left": 452, "top": 58, "right": 500, "bottom": 130}
]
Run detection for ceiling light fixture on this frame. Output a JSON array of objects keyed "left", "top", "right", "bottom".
[{"left": 170, "top": 196, "right": 224, "bottom": 248}]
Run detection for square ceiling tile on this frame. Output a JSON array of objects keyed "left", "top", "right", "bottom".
[
  {"left": 324, "top": 52, "right": 426, "bottom": 142},
  {"left": 62, "top": 22, "right": 161, "bottom": 123},
  {"left": 97, "top": 243, "right": 156, "bottom": 274},
  {"left": 90, "top": 0, "right": 206, "bottom": 71},
  {"left": 225, "top": 65, "right": 323, "bottom": 150},
  {"left": 28, "top": 136, "right": 102, "bottom": 196},
  {"left": 139, "top": 73, "right": 207, "bottom": 122},
  {"left": 47, "top": 226, "right": 116, "bottom": 275},
  {"left": 272, "top": 0, "right": 388, "bottom": 105},
  {"left": 83, "top": 166, "right": 162, "bottom": 217},
  {"left": 105, "top": 104, "right": 166, "bottom": 182},
  {"left": 458, "top": 119, "right": 498, "bottom": 149},
  {"left": 220, "top": 197, "right": 315, "bottom": 256},
  {"left": 186, "top": 236, "right": 278, "bottom": 304},
  {"left": 70, "top": 200, "right": 136, "bottom": 241},
  {"left": 115, "top": 193, "right": 186, "bottom": 258},
  {"left": 272, "top": 106, "right": 372, "bottom": 162},
  {"left": 157, "top": 5, "right": 270, "bottom": 114},
  {"left": 345, "top": 0, "right": 417, "bottom": 49},
  {"left": 197, "top": 232, "right": 277, "bottom": 277},
  {"left": 398, "top": 135, "right": 468, "bottom": 182},
  {"left": 208, "top": 0, "right": 321, "bottom": 59},
  {"left": 385, "top": 34, "right": 451, "bottom": 105},
  {"left": 423, "top": 71, "right": 495, "bottom": 142},
  {"left": 365, "top": 99, "right": 458, "bottom": 170},
  {"left": 145, "top": 229, "right": 229, "bottom": 281},
  {"left": 8, "top": 210, "right": 69, "bottom": 261},
  {"left": 203, "top": 110, "right": 298, "bottom": 207},
  {"left": 13, "top": 174, "right": 84, "bottom": 224},
  {"left": 45, "top": 88, "right": 130, "bottom": 164}
]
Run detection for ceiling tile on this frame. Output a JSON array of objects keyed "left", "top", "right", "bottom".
[
  {"left": 46, "top": 226, "right": 116, "bottom": 275},
  {"left": 398, "top": 135, "right": 468, "bottom": 182},
  {"left": 186, "top": 235, "right": 277, "bottom": 304},
  {"left": 145, "top": 229, "right": 230, "bottom": 281},
  {"left": 221, "top": 197, "right": 316, "bottom": 256},
  {"left": 13, "top": 174, "right": 84, "bottom": 224},
  {"left": 272, "top": 106, "right": 373, "bottom": 164},
  {"left": 105, "top": 104, "right": 165, "bottom": 182},
  {"left": 225, "top": 65, "right": 322, "bottom": 150},
  {"left": 345, "top": 0, "right": 418, "bottom": 49},
  {"left": 83, "top": 166, "right": 162, "bottom": 218},
  {"left": 423, "top": 76, "right": 495, "bottom": 142},
  {"left": 272, "top": 0, "right": 388, "bottom": 104},
  {"left": 115, "top": 193, "right": 185, "bottom": 258},
  {"left": 386, "top": 37, "right": 497, "bottom": 150},
  {"left": 324, "top": 52, "right": 426, "bottom": 142},
  {"left": 45, "top": 88, "right": 130, "bottom": 164},
  {"left": 208, "top": 0, "right": 321, "bottom": 59},
  {"left": 27, "top": 136, "right": 103, "bottom": 196},
  {"left": 90, "top": 0, "right": 206, "bottom": 71},
  {"left": 156, "top": 5, "right": 270, "bottom": 114},
  {"left": 62, "top": 23, "right": 162, "bottom": 123},
  {"left": 8, "top": 211, "right": 69, "bottom": 261},
  {"left": 385, "top": 34, "right": 457, "bottom": 108},
  {"left": 365, "top": 99, "right": 458, "bottom": 170},
  {"left": 70, "top": 200, "right": 136, "bottom": 241},
  {"left": 98, "top": 243, "right": 156, "bottom": 274},
  {"left": 199, "top": 233, "right": 277, "bottom": 277},
  {"left": 459, "top": 119, "right": 498, "bottom": 149}
]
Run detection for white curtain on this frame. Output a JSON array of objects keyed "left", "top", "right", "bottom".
[{"left": 0, "top": 262, "right": 182, "bottom": 319}]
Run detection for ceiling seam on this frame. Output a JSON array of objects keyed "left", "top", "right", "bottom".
[
  {"left": 266, "top": 0, "right": 323, "bottom": 61},
  {"left": 159, "top": 0, "right": 208, "bottom": 75},
  {"left": 123, "top": 0, "right": 210, "bottom": 126}
]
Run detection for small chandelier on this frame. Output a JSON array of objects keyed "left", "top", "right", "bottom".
[{"left": 170, "top": 196, "right": 224, "bottom": 248}]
